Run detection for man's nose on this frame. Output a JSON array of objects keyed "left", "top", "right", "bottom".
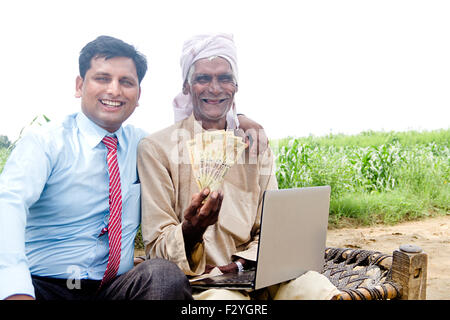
[
  {"left": 208, "top": 77, "right": 223, "bottom": 95},
  {"left": 107, "top": 80, "right": 121, "bottom": 96}
]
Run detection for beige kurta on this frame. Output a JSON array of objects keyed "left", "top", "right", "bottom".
[
  {"left": 137, "top": 115, "right": 341, "bottom": 300},
  {"left": 137, "top": 115, "right": 278, "bottom": 276}
]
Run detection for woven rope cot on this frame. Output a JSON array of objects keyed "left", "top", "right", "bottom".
[
  {"left": 322, "top": 247, "right": 402, "bottom": 300},
  {"left": 136, "top": 244, "right": 427, "bottom": 299}
]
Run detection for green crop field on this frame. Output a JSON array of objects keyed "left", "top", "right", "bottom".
[{"left": 272, "top": 129, "right": 449, "bottom": 226}]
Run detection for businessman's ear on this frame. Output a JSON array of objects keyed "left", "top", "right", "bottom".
[{"left": 75, "top": 76, "right": 83, "bottom": 98}]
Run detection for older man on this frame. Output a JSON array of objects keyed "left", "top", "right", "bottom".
[
  {"left": 172, "top": 34, "right": 267, "bottom": 156},
  {"left": 138, "top": 34, "right": 339, "bottom": 300}
]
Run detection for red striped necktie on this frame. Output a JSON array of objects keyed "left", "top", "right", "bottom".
[{"left": 100, "top": 135, "right": 122, "bottom": 287}]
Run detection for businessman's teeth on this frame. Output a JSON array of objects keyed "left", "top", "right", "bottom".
[{"left": 101, "top": 99, "right": 122, "bottom": 107}]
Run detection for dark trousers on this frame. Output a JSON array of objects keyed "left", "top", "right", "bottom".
[{"left": 32, "top": 258, "right": 193, "bottom": 300}]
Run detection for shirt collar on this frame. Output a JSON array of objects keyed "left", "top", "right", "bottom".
[{"left": 76, "top": 112, "right": 125, "bottom": 149}]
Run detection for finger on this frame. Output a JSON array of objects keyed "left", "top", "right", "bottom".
[
  {"left": 218, "top": 262, "right": 238, "bottom": 274},
  {"left": 244, "top": 135, "right": 250, "bottom": 149},
  {"left": 198, "top": 190, "right": 220, "bottom": 222},
  {"left": 198, "top": 191, "right": 217, "bottom": 215},
  {"left": 234, "top": 128, "right": 246, "bottom": 140},
  {"left": 192, "top": 188, "right": 210, "bottom": 206},
  {"left": 205, "top": 191, "right": 223, "bottom": 225},
  {"left": 184, "top": 194, "right": 200, "bottom": 219},
  {"left": 247, "top": 132, "right": 257, "bottom": 155},
  {"left": 212, "top": 190, "right": 224, "bottom": 214},
  {"left": 235, "top": 129, "right": 249, "bottom": 150},
  {"left": 185, "top": 189, "right": 210, "bottom": 219}
]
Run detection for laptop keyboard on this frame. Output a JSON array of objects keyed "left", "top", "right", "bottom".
[
  {"left": 190, "top": 268, "right": 257, "bottom": 289},
  {"left": 218, "top": 270, "right": 255, "bottom": 284}
]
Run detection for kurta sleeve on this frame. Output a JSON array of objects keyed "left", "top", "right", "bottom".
[{"left": 137, "top": 137, "right": 206, "bottom": 276}]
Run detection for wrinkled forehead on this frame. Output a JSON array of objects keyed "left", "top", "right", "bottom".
[{"left": 193, "top": 56, "right": 233, "bottom": 74}]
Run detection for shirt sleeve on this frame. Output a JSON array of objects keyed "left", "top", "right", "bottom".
[
  {"left": 137, "top": 137, "right": 205, "bottom": 276},
  {"left": 0, "top": 132, "right": 51, "bottom": 299}
]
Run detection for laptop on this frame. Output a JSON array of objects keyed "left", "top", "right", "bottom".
[{"left": 190, "top": 186, "right": 331, "bottom": 291}]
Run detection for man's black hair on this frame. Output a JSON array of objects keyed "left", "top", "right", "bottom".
[{"left": 79, "top": 35, "right": 147, "bottom": 84}]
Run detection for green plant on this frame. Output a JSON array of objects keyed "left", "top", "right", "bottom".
[
  {"left": 0, "top": 135, "right": 11, "bottom": 149},
  {"left": 0, "top": 148, "right": 10, "bottom": 173},
  {"left": 273, "top": 129, "right": 449, "bottom": 225},
  {"left": 351, "top": 143, "right": 405, "bottom": 192},
  {"left": 8, "top": 114, "right": 51, "bottom": 151}
]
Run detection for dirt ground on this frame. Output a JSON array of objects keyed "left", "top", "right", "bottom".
[{"left": 326, "top": 214, "right": 450, "bottom": 300}]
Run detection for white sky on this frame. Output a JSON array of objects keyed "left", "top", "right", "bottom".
[{"left": 1, "top": 0, "right": 449, "bottom": 142}]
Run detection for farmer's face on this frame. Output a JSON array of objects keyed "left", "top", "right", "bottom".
[{"left": 185, "top": 57, "right": 237, "bottom": 124}]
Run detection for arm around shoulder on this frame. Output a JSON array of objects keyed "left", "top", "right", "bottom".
[{"left": 237, "top": 114, "right": 268, "bottom": 156}]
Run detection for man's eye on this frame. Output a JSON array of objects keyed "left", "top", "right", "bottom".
[
  {"left": 95, "top": 77, "right": 110, "bottom": 82},
  {"left": 194, "top": 75, "right": 211, "bottom": 84},
  {"left": 218, "top": 75, "right": 234, "bottom": 83},
  {"left": 120, "top": 79, "right": 135, "bottom": 87}
]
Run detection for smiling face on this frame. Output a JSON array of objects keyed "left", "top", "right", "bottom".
[
  {"left": 184, "top": 57, "right": 237, "bottom": 129},
  {"left": 75, "top": 56, "right": 141, "bottom": 133}
]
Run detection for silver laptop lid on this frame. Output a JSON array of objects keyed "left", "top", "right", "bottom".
[{"left": 254, "top": 186, "right": 331, "bottom": 290}]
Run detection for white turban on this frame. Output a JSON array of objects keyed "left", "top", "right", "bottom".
[{"left": 172, "top": 33, "right": 240, "bottom": 128}]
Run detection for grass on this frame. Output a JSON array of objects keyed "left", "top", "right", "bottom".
[
  {"left": 1, "top": 128, "right": 449, "bottom": 249},
  {"left": 272, "top": 128, "right": 450, "bottom": 149},
  {"left": 273, "top": 129, "right": 449, "bottom": 227},
  {"left": 0, "top": 148, "right": 9, "bottom": 173}
]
